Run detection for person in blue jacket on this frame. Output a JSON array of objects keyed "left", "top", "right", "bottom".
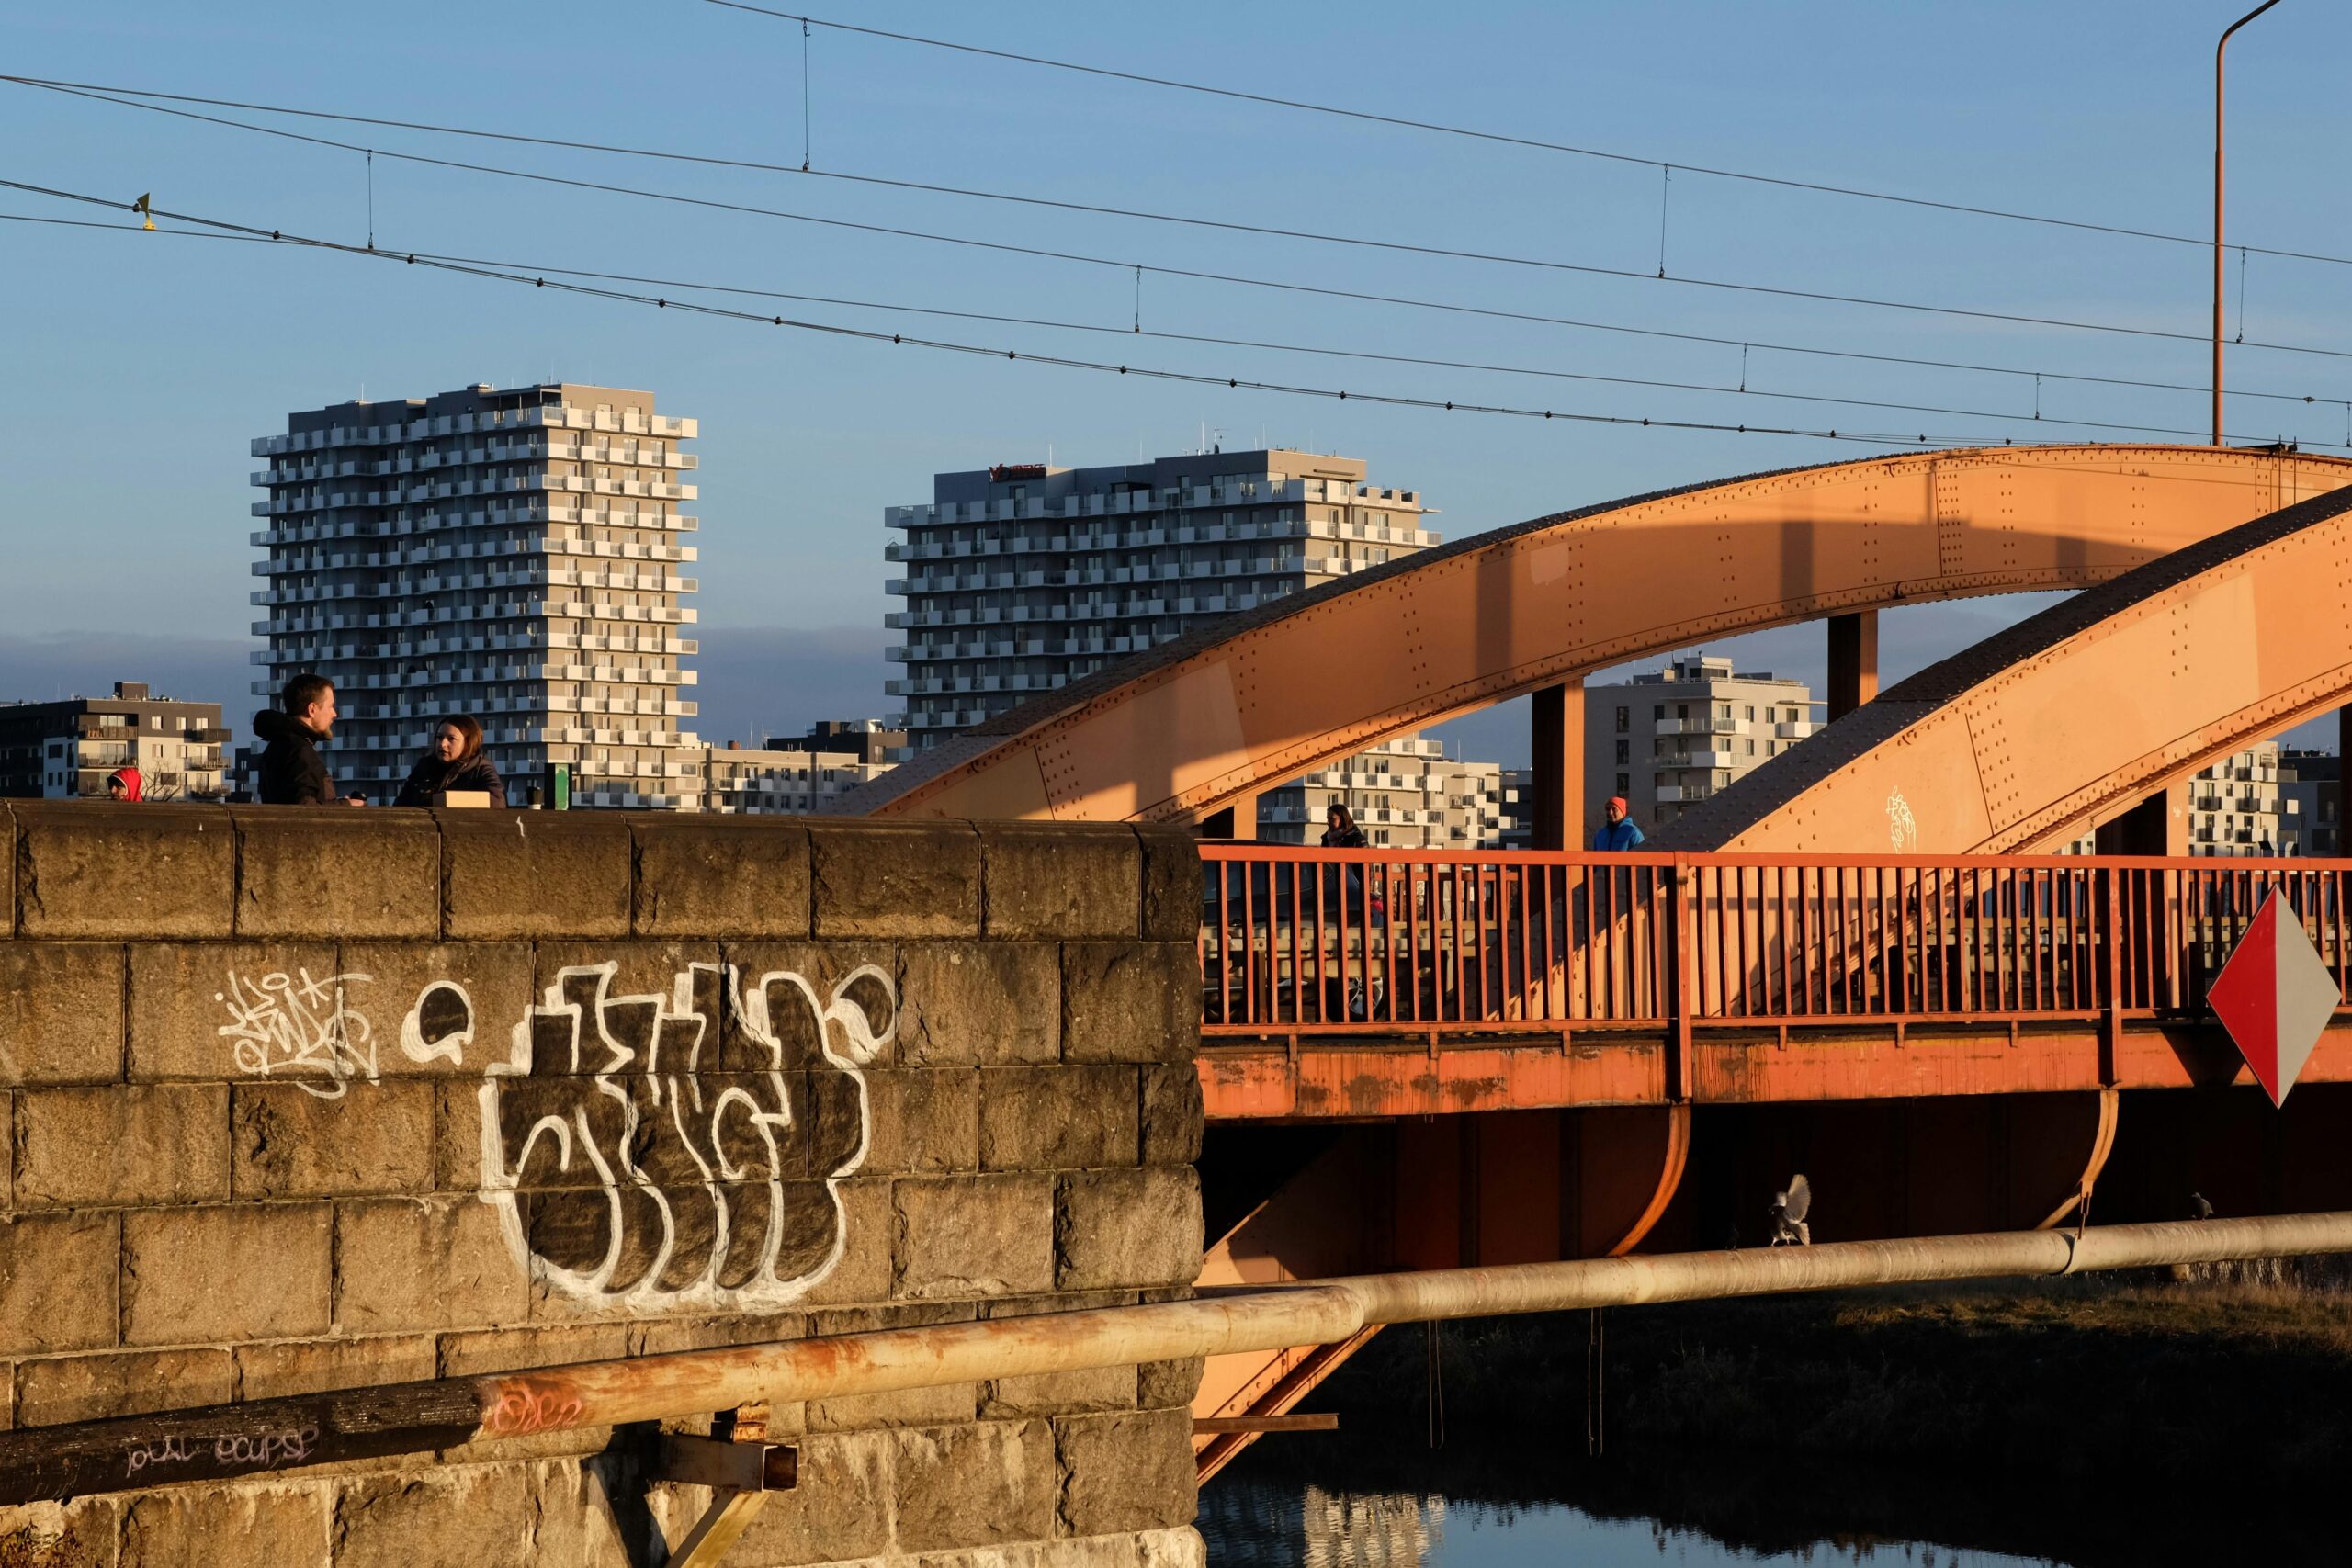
[{"left": 1591, "top": 795, "right": 1645, "bottom": 851}]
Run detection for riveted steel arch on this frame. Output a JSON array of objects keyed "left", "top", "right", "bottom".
[
  {"left": 847, "top": 446, "right": 2352, "bottom": 824},
  {"left": 1659, "top": 482, "right": 2352, "bottom": 854}
]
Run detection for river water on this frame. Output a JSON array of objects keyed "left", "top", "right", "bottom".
[
  {"left": 1202, "top": 1475, "right": 2046, "bottom": 1567},
  {"left": 1196, "top": 1429, "right": 2301, "bottom": 1567}
]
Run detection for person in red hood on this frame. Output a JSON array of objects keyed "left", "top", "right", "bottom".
[{"left": 106, "top": 766, "right": 142, "bottom": 802}]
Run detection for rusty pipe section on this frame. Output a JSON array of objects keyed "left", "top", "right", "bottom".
[{"left": 6, "top": 1212, "right": 2351, "bottom": 1505}]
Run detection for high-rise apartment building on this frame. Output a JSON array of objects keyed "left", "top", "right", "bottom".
[
  {"left": 883, "top": 449, "right": 1437, "bottom": 750},
  {"left": 1588, "top": 655, "right": 1818, "bottom": 835},
  {"left": 2187, "top": 741, "right": 2291, "bottom": 855},
  {"left": 0, "top": 682, "right": 228, "bottom": 800},
  {"left": 249, "top": 383, "right": 704, "bottom": 807},
  {"left": 1259, "top": 737, "right": 1509, "bottom": 849}
]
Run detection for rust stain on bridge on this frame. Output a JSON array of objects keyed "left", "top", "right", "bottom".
[{"left": 848, "top": 445, "right": 2352, "bottom": 824}]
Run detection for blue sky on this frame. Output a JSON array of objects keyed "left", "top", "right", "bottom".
[{"left": 6, "top": 1, "right": 2348, "bottom": 757}]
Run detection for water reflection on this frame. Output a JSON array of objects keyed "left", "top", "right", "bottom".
[{"left": 1201, "top": 1476, "right": 2052, "bottom": 1568}]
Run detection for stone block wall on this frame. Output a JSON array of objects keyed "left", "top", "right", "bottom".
[{"left": 0, "top": 804, "right": 1206, "bottom": 1568}]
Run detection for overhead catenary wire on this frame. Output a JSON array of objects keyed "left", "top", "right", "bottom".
[
  {"left": 15, "top": 73, "right": 2352, "bottom": 367},
  {"left": 11, "top": 73, "right": 2352, "bottom": 418},
  {"left": 699, "top": 0, "right": 2352, "bottom": 272},
  {"left": 0, "top": 207, "right": 2322, "bottom": 451},
  {"left": 0, "top": 181, "right": 2023, "bottom": 450}
]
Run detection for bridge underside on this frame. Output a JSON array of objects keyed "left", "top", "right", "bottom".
[
  {"left": 1193, "top": 1079, "right": 2352, "bottom": 1477},
  {"left": 1200, "top": 1020, "right": 2352, "bottom": 1121}
]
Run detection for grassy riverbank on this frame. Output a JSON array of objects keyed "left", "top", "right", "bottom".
[{"left": 1311, "top": 1265, "right": 2352, "bottom": 1489}]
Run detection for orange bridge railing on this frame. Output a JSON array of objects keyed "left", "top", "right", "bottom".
[{"left": 1198, "top": 846, "right": 2352, "bottom": 1048}]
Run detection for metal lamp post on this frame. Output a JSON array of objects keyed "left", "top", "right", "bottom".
[{"left": 2214, "top": 0, "right": 2283, "bottom": 445}]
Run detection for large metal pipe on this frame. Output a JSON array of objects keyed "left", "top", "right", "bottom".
[{"left": 6, "top": 1211, "right": 2350, "bottom": 1505}]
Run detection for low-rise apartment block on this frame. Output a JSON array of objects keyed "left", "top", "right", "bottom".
[
  {"left": 2278, "top": 750, "right": 2340, "bottom": 856},
  {"left": 1259, "top": 737, "right": 1508, "bottom": 849},
  {"left": 700, "top": 721, "right": 904, "bottom": 815},
  {"left": 2188, "top": 742, "right": 2292, "bottom": 855},
  {"left": 1589, "top": 655, "right": 1818, "bottom": 834},
  {"left": 0, "top": 682, "right": 229, "bottom": 800}
]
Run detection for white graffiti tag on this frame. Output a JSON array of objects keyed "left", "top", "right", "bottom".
[
  {"left": 217, "top": 970, "right": 378, "bottom": 1099},
  {"left": 1886, "top": 789, "right": 1920, "bottom": 852},
  {"left": 226, "top": 961, "right": 888, "bottom": 1309},
  {"left": 473, "top": 962, "right": 891, "bottom": 1310}
]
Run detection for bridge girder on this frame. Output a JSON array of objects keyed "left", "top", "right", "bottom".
[
  {"left": 850, "top": 445, "right": 2352, "bottom": 825},
  {"left": 1664, "top": 483, "right": 2352, "bottom": 852}
]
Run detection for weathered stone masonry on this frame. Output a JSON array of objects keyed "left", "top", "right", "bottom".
[{"left": 0, "top": 803, "right": 1205, "bottom": 1568}]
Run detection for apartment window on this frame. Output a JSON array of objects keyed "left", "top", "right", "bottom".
[
  {"left": 1614, "top": 740, "right": 1630, "bottom": 765},
  {"left": 1717, "top": 704, "right": 1732, "bottom": 720},
  {"left": 1653, "top": 705, "right": 1665, "bottom": 721},
  {"left": 1746, "top": 705, "right": 1756, "bottom": 721},
  {"left": 1615, "top": 773, "right": 1629, "bottom": 795},
  {"left": 1614, "top": 705, "right": 1630, "bottom": 733},
  {"left": 1677, "top": 704, "right": 1689, "bottom": 720},
  {"left": 1746, "top": 739, "right": 1756, "bottom": 755}
]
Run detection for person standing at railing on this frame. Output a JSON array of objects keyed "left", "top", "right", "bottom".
[
  {"left": 1591, "top": 795, "right": 1645, "bottom": 851},
  {"left": 1321, "top": 803, "right": 1369, "bottom": 850}
]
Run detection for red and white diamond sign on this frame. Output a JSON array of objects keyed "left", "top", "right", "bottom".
[{"left": 2207, "top": 887, "right": 2344, "bottom": 1107}]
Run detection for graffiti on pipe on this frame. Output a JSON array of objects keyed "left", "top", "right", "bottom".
[{"left": 216, "top": 961, "right": 892, "bottom": 1308}]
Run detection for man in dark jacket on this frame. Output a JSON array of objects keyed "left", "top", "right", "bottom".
[{"left": 254, "top": 674, "right": 361, "bottom": 806}]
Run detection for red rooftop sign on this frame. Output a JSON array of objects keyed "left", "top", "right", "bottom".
[
  {"left": 989, "top": 463, "right": 1047, "bottom": 482},
  {"left": 2206, "top": 887, "right": 2343, "bottom": 1107}
]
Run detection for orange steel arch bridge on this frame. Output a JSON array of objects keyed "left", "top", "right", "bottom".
[{"left": 844, "top": 445, "right": 2352, "bottom": 1478}]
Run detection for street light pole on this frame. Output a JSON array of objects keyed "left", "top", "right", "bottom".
[{"left": 2214, "top": 0, "right": 2283, "bottom": 446}]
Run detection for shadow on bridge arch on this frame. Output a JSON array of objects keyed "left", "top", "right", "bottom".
[
  {"left": 1659, "top": 482, "right": 2352, "bottom": 852},
  {"left": 847, "top": 445, "right": 2352, "bottom": 827}
]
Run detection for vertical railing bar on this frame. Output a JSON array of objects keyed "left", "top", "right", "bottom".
[{"left": 1223, "top": 860, "right": 1241, "bottom": 1029}]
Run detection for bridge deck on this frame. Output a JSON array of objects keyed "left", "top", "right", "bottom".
[{"left": 1196, "top": 846, "right": 2352, "bottom": 1119}]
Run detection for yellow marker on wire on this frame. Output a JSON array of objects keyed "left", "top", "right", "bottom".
[{"left": 133, "top": 193, "right": 154, "bottom": 231}]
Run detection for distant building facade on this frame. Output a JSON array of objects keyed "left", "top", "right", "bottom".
[
  {"left": 249, "top": 382, "right": 703, "bottom": 807},
  {"left": 0, "top": 682, "right": 228, "bottom": 800},
  {"left": 700, "top": 721, "right": 903, "bottom": 815},
  {"left": 2188, "top": 741, "right": 2291, "bottom": 855},
  {"left": 884, "top": 449, "right": 1437, "bottom": 752},
  {"left": 1258, "top": 737, "right": 1508, "bottom": 849},
  {"left": 2278, "top": 750, "right": 2340, "bottom": 856},
  {"left": 1589, "top": 655, "right": 1818, "bottom": 835}
]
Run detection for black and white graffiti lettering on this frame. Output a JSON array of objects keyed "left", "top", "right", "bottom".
[
  {"left": 217, "top": 969, "right": 378, "bottom": 1098},
  {"left": 400, "top": 981, "right": 474, "bottom": 1066},
  {"left": 476, "top": 963, "right": 890, "bottom": 1308},
  {"left": 224, "top": 960, "right": 889, "bottom": 1307}
]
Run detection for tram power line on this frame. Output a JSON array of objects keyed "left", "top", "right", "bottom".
[
  {"left": 12, "top": 73, "right": 2352, "bottom": 373},
  {"left": 4, "top": 206, "right": 2312, "bottom": 451},
  {"left": 700, "top": 0, "right": 2352, "bottom": 272},
  {"left": 0, "top": 182, "right": 2036, "bottom": 452}
]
